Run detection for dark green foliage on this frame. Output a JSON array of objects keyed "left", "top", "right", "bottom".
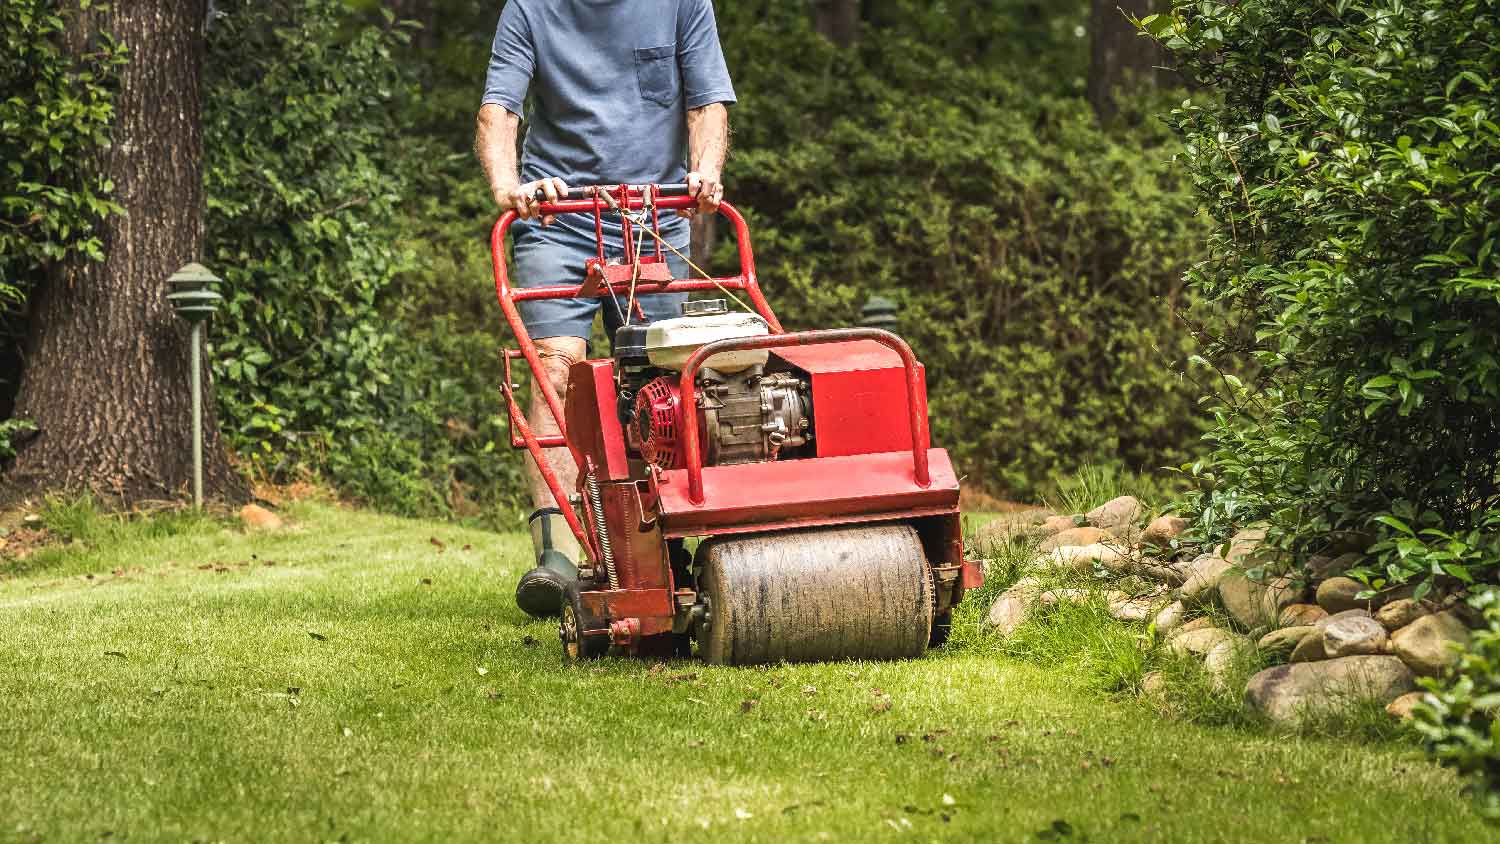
[
  {"left": 0, "top": 418, "right": 37, "bottom": 460},
  {"left": 0, "top": 0, "right": 124, "bottom": 394},
  {"left": 1151, "top": 1, "right": 1500, "bottom": 590},
  {"left": 0, "top": 0, "right": 123, "bottom": 298},
  {"left": 720, "top": 5, "right": 1207, "bottom": 496},
  {"left": 204, "top": 0, "right": 523, "bottom": 521},
  {"left": 1416, "top": 590, "right": 1500, "bottom": 822}
]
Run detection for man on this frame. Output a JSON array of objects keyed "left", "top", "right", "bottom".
[{"left": 475, "top": 0, "right": 735, "bottom": 617}]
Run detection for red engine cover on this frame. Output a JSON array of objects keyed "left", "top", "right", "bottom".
[{"left": 631, "top": 377, "right": 707, "bottom": 469}]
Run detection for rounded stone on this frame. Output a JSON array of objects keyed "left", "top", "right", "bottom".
[
  {"left": 1390, "top": 611, "right": 1471, "bottom": 676},
  {"left": 1289, "top": 633, "right": 1327, "bottom": 663},
  {"left": 1386, "top": 691, "right": 1427, "bottom": 721},
  {"left": 1039, "top": 526, "right": 1111, "bottom": 551},
  {"left": 1169, "top": 626, "right": 1236, "bottom": 658},
  {"left": 1086, "top": 495, "right": 1142, "bottom": 530},
  {"left": 1258, "top": 625, "right": 1317, "bottom": 657},
  {"left": 1178, "top": 555, "right": 1232, "bottom": 607},
  {"left": 1279, "top": 603, "right": 1329, "bottom": 628},
  {"left": 1244, "top": 656, "right": 1416, "bottom": 724},
  {"left": 1142, "top": 515, "right": 1189, "bottom": 546},
  {"left": 1316, "top": 576, "right": 1369, "bottom": 614},
  {"left": 1153, "top": 600, "right": 1187, "bottom": 636},
  {"left": 1374, "top": 598, "right": 1432, "bottom": 632},
  {"left": 1322, "top": 613, "right": 1388, "bottom": 658}
]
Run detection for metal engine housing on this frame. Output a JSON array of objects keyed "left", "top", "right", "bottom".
[{"left": 631, "top": 367, "right": 811, "bottom": 469}]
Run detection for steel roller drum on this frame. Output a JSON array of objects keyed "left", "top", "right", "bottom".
[{"left": 696, "top": 523, "right": 934, "bottom": 665}]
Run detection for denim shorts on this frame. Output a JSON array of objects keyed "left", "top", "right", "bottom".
[{"left": 512, "top": 217, "right": 689, "bottom": 341}]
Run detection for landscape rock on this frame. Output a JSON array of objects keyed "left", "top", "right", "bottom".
[
  {"left": 1316, "top": 577, "right": 1369, "bottom": 614},
  {"left": 1278, "top": 603, "right": 1329, "bottom": 628},
  {"left": 1390, "top": 612, "right": 1471, "bottom": 676},
  {"left": 1225, "top": 524, "right": 1270, "bottom": 565},
  {"left": 1370, "top": 582, "right": 1420, "bottom": 609},
  {"left": 1039, "top": 526, "right": 1111, "bottom": 552},
  {"left": 1375, "top": 598, "right": 1432, "bottom": 632},
  {"left": 1385, "top": 691, "right": 1427, "bottom": 721},
  {"left": 1141, "top": 514, "right": 1188, "bottom": 546},
  {"left": 1169, "top": 626, "right": 1237, "bottom": 658},
  {"left": 1038, "top": 589, "right": 1091, "bottom": 607},
  {"left": 1141, "top": 671, "right": 1168, "bottom": 700},
  {"left": 1258, "top": 626, "right": 1317, "bottom": 658},
  {"left": 1153, "top": 601, "right": 1187, "bottom": 636},
  {"left": 1107, "top": 593, "right": 1155, "bottom": 623},
  {"left": 1244, "top": 656, "right": 1416, "bottom": 724},
  {"left": 1175, "top": 617, "right": 1215, "bottom": 637},
  {"left": 985, "top": 577, "right": 1042, "bottom": 636},
  {"left": 1139, "top": 559, "right": 1188, "bottom": 587},
  {"left": 1178, "top": 555, "right": 1232, "bottom": 607},
  {"left": 1307, "top": 552, "right": 1363, "bottom": 581},
  {"left": 1109, "top": 522, "right": 1145, "bottom": 545},
  {"left": 1322, "top": 613, "right": 1388, "bottom": 658},
  {"left": 1324, "top": 531, "right": 1375, "bottom": 555},
  {"left": 1205, "top": 635, "right": 1254, "bottom": 689},
  {"left": 1289, "top": 633, "right": 1326, "bottom": 663},
  {"left": 1037, "top": 515, "right": 1079, "bottom": 536},
  {"left": 239, "top": 504, "right": 284, "bottom": 531},
  {"left": 972, "top": 512, "right": 1052, "bottom": 554},
  {"left": 1086, "top": 495, "right": 1142, "bottom": 531},
  {"left": 1039, "top": 543, "right": 1129, "bottom": 574},
  {"left": 1219, "top": 571, "right": 1303, "bottom": 631}
]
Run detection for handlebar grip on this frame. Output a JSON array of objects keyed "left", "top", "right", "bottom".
[{"left": 531, "top": 183, "right": 692, "bottom": 202}]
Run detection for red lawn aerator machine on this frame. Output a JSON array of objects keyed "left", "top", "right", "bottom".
[{"left": 492, "top": 184, "right": 982, "bottom": 664}]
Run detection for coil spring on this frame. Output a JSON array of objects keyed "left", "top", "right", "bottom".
[{"left": 587, "top": 468, "right": 618, "bottom": 590}]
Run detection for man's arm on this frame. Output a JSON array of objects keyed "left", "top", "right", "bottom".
[
  {"left": 683, "top": 102, "right": 730, "bottom": 216},
  {"left": 475, "top": 105, "right": 567, "bottom": 223}
]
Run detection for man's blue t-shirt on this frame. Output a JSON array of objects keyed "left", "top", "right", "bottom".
[{"left": 483, "top": 0, "right": 736, "bottom": 196}]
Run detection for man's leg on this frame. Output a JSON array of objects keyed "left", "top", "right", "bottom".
[
  {"left": 514, "top": 334, "right": 589, "bottom": 618},
  {"left": 510, "top": 217, "right": 604, "bottom": 618}
]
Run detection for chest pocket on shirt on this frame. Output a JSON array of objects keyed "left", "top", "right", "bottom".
[{"left": 634, "top": 45, "right": 679, "bottom": 107}]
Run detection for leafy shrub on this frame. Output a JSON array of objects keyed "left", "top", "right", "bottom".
[
  {"left": 204, "top": 0, "right": 524, "bottom": 521},
  {"left": 0, "top": 0, "right": 124, "bottom": 398},
  {"left": 1415, "top": 589, "right": 1500, "bottom": 822},
  {"left": 0, "top": 418, "right": 36, "bottom": 460},
  {"left": 1150, "top": 1, "right": 1500, "bottom": 591},
  {"left": 720, "top": 5, "right": 1208, "bottom": 498}
]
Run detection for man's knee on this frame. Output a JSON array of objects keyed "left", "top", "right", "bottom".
[{"left": 532, "top": 337, "right": 586, "bottom": 401}]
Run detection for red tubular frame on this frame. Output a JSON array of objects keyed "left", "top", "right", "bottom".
[
  {"left": 676, "top": 329, "right": 934, "bottom": 506},
  {"left": 490, "top": 186, "right": 784, "bottom": 553}
]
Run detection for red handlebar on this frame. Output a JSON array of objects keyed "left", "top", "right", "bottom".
[{"left": 490, "top": 184, "right": 786, "bottom": 556}]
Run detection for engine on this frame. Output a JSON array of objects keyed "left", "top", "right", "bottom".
[{"left": 615, "top": 300, "right": 812, "bottom": 470}]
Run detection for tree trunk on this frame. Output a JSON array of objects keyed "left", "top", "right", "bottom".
[
  {"left": 6, "top": 0, "right": 244, "bottom": 505},
  {"left": 1086, "top": 0, "right": 1165, "bottom": 121},
  {"left": 812, "top": 0, "right": 860, "bottom": 47}
]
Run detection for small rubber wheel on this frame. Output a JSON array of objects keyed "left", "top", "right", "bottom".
[{"left": 559, "top": 584, "right": 608, "bottom": 661}]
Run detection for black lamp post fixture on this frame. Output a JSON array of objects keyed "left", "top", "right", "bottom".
[
  {"left": 166, "top": 263, "right": 223, "bottom": 508},
  {"left": 860, "top": 294, "right": 899, "bottom": 332}
]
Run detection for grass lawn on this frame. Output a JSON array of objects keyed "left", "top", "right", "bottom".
[{"left": 1, "top": 502, "right": 1489, "bottom": 843}]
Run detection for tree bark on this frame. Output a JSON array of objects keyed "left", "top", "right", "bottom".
[
  {"left": 6, "top": 0, "right": 244, "bottom": 505},
  {"left": 1087, "top": 0, "right": 1165, "bottom": 121},
  {"left": 812, "top": 0, "right": 860, "bottom": 47}
]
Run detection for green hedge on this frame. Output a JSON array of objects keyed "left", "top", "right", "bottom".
[
  {"left": 205, "top": 0, "right": 523, "bottom": 521},
  {"left": 721, "top": 6, "right": 1207, "bottom": 496},
  {"left": 1152, "top": 0, "right": 1500, "bottom": 816},
  {"left": 1151, "top": 0, "right": 1500, "bottom": 590}
]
